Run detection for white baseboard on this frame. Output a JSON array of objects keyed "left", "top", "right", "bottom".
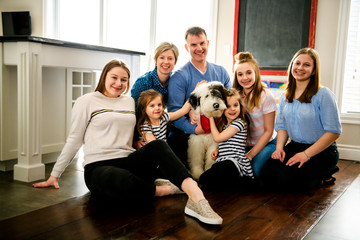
[{"left": 338, "top": 144, "right": 360, "bottom": 162}]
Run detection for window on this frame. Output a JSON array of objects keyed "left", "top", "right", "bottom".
[
  {"left": 58, "top": 0, "right": 100, "bottom": 45},
  {"left": 334, "top": 0, "right": 360, "bottom": 123},
  {"left": 341, "top": 0, "right": 360, "bottom": 115},
  {"left": 44, "top": 0, "right": 217, "bottom": 63},
  {"left": 155, "top": 0, "right": 217, "bottom": 69},
  {"left": 104, "top": 0, "right": 151, "bottom": 52}
]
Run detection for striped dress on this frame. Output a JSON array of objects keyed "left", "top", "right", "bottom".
[
  {"left": 139, "top": 112, "right": 170, "bottom": 142},
  {"left": 216, "top": 118, "right": 254, "bottom": 178}
]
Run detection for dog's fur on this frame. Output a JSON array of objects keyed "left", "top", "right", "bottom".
[{"left": 188, "top": 81, "right": 227, "bottom": 179}]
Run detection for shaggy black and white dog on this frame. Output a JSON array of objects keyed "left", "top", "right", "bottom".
[{"left": 188, "top": 81, "right": 227, "bottom": 179}]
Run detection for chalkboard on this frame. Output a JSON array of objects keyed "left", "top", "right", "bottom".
[{"left": 235, "top": 0, "right": 316, "bottom": 73}]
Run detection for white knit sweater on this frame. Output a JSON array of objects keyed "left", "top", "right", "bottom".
[{"left": 51, "top": 91, "right": 136, "bottom": 178}]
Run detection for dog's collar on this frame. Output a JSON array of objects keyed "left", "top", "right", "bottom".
[{"left": 200, "top": 115, "right": 221, "bottom": 133}]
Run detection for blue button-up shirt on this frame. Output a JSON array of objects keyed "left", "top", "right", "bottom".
[{"left": 131, "top": 67, "right": 169, "bottom": 108}]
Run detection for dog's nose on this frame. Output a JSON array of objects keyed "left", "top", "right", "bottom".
[{"left": 213, "top": 103, "right": 219, "bottom": 109}]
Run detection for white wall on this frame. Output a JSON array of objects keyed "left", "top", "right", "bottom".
[
  {"left": 215, "top": 0, "right": 236, "bottom": 81},
  {"left": 0, "top": 0, "right": 43, "bottom": 36},
  {"left": 314, "top": 0, "right": 340, "bottom": 89}
]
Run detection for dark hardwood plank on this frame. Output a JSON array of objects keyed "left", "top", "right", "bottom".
[
  {"left": 31, "top": 196, "right": 189, "bottom": 240},
  {"left": 261, "top": 160, "right": 360, "bottom": 240},
  {"left": 0, "top": 194, "right": 92, "bottom": 239},
  {"left": 0, "top": 160, "right": 359, "bottom": 240}
]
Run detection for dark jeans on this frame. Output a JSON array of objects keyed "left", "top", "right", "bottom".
[
  {"left": 260, "top": 141, "right": 339, "bottom": 191},
  {"left": 167, "top": 126, "right": 190, "bottom": 168},
  {"left": 84, "top": 140, "right": 191, "bottom": 202}
]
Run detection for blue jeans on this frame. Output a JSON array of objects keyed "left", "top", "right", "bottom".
[{"left": 246, "top": 138, "right": 276, "bottom": 177}]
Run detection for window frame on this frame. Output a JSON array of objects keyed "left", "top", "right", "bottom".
[{"left": 333, "top": 0, "right": 360, "bottom": 124}]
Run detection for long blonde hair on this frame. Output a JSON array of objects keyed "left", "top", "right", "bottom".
[{"left": 232, "top": 52, "right": 264, "bottom": 111}]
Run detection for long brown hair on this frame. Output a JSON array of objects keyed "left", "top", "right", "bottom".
[
  {"left": 285, "top": 48, "right": 321, "bottom": 103},
  {"left": 94, "top": 59, "right": 131, "bottom": 94},
  {"left": 232, "top": 52, "right": 264, "bottom": 111},
  {"left": 136, "top": 89, "right": 165, "bottom": 136}
]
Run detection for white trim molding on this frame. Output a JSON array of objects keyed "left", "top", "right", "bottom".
[
  {"left": 338, "top": 144, "right": 360, "bottom": 162},
  {"left": 334, "top": 0, "right": 360, "bottom": 122},
  {"left": 333, "top": 0, "right": 350, "bottom": 110},
  {"left": 341, "top": 113, "right": 360, "bottom": 125}
]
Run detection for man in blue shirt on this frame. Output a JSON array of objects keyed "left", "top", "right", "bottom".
[{"left": 167, "top": 26, "right": 231, "bottom": 166}]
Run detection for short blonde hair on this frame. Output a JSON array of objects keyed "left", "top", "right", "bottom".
[{"left": 154, "top": 42, "right": 179, "bottom": 64}]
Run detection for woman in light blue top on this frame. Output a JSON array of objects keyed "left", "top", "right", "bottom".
[{"left": 261, "top": 48, "right": 342, "bottom": 191}]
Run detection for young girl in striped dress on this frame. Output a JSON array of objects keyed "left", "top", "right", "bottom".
[
  {"left": 199, "top": 88, "right": 254, "bottom": 189},
  {"left": 136, "top": 89, "right": 191, "bottom": 144},
  {"left": 136, "top": 89, "right": 192, "bottom": 194}
]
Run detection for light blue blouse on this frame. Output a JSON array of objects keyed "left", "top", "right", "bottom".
[{"left": 275, "top": 87, "right": 342, "bottom": 144}]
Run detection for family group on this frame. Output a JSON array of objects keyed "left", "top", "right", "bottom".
[{"left": 33, "top": 26, "right": 342, "bottom": 226}]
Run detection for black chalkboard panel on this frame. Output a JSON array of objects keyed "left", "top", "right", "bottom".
[{"left": 237, "top": 0, "right": 312, "bottom": 71}]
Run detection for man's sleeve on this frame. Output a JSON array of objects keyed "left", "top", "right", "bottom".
[{"left": 167, "top": 72, "right": 196, "bottom": 134}]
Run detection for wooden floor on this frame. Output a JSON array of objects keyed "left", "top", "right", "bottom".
[{"left": 0, "top": 159, "right": 359, "bottom": 240}]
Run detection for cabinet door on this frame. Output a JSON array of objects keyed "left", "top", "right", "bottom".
[{"left": 66, "top": 69, "right": 97, "bottom": 135}]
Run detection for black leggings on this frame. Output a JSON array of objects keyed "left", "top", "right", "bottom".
[
  {"left": 167, "top": 126, "right": 189, "bottom": 168},
  {"left": 260, "top": 141, "right": 339, "bottom": 191},
  {"left": 84, "top": 140, "right": 192, "bottom": 202},
  {"left": 199, "top": 160, "right": 256, "bottom": 190}
]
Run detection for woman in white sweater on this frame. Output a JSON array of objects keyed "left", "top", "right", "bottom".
[{"left": 33, "top": 59, "right": 222, "bottom": 225}]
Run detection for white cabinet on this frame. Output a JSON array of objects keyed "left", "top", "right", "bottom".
[{"left": 0, "top": 36, "right": 144, "bottom": 181}]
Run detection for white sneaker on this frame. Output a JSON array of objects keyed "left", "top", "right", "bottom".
[{"left": 185, "top": 199, "right": 223, "bottom": 225}]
